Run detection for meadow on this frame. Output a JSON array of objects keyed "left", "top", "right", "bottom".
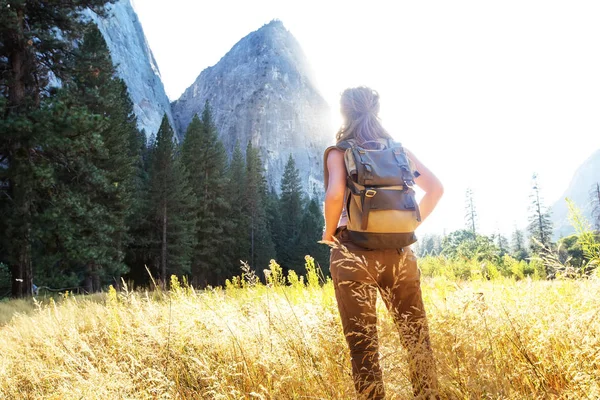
[{"left": 1, "top": 256, "right": 599, "bottom": 400}]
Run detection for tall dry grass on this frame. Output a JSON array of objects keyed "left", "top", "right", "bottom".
[
  {"left": 0, "top": 266, "right": 599, "bottom": 399},
  {"left": 0, "top": 298, "right": 39, "bottom": 326}
]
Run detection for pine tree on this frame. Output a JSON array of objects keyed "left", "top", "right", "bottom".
[
  {"left": 0, "top": 0, "right": 116, "bottom": 297},
  {"left": 441, "top": 229, "right": 476, "bottom": 258},
  {"left": 224, "top": 141, "right": 250, "bottom": 273},
  {"left": 67, "top": 24, "right": 140, "bottom": 291},
  {"left": 433, "top": 235, "right": 443, "bottom": 255},
  {"left": 527, "top": 174, "right": 554, "bottom": 258},
  {"left": 23, "top": 24, "right": 143, "bottom": 293},
  {"left": 510, "top": 227, "right": 528, "bottom": 261},
  {"left": 0, "top": 156, "right": 8, "bottom": 287},
  {"left": 418, "top": 234, "right": 443, "bottom": 257},
  {"left": 279, "top": 155, "right": 304, "bottom": 269},
  {"left": 123, "top": 130, "right": 152, "bottom": 286},
  {"left": 295, "top": 191, "right": 329, "bottom": 275},
  {"left": 181, "top": 114, "right": 204, "bottom": 282},
  {"left": 417, "top": 234, "right": 437, "bottom": 257},
  {"left": 147, "top": 115, "right": 197, "bottom": 284},
  {"left": 527, "top": 174, "right": 554, "bottom": 277},
  {"left": 244, "top": 142, "right": 275, "bottom": 271},
  {"left": 181, "top": 102, "right": 232, "bottom": 286},
  {"left": 3, "top": 24, "right": 141, "bottom": 293},
  {"left": 29, "top": 92, "right": 107, "bottom": 291},
  {"left": 591, "top": 183, "right": 600, "bottom": 231},
  {"left": 495, "top": 232, "right": 509, "bottom": 258},
  {"left": 266, "top": 187, "right": 285, "bottom": 261},
  {"left": 465, "top": 188, "right": 477, "bottom": 236}
]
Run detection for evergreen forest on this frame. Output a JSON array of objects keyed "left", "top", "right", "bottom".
[{"left": 0, "top": 2, "right": 327, "bottom": 297}]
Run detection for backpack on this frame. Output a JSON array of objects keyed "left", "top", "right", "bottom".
[{"left": 323, "top": 138, "right": 421, "bottom": 249}]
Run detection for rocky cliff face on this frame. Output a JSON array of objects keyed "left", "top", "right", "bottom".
[
  {"left": 172, "top": 20, "right": 332, "bottom": 193},
  {"left": 551, "top": 149, "right": 600, "bottom": 238},
  {"left": 88, "top": 0, "right": 178, "bottom": 141}
]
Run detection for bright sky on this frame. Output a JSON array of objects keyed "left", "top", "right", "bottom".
[{"left": 133, "top": 0, "right": 600, "bottom": 237}]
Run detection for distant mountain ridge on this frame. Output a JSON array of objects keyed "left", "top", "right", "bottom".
[
  {"left": 171, "top": 20, "right": 332, "bottom": 193},
  {"left": 88, "top": 0, "right": 177, "bottom": 140},
  {"left": 91, "top": 4, "right": 599, "bottom": 218},
  {"left": 551, "top": 149, "right": 600, "bottom": 238},
  {"left": 93, "top": 7, "right": 332, "bottom": 192}
]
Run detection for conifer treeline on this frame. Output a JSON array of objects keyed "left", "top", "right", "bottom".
[
  {"left": 128, "top": 106, "right": 329, "bottom": 289},
  {"left": 417, "top": 178, "right": 600, "bottom": 278},
  {"left": 1, "top": 0, "right": 129, "bottom": 298},
  {"left": 0, "top": 8, "right": 327, "bottom": 297},
  {"left": 417, "top": 181, "right": 554, "bottom": 262}
]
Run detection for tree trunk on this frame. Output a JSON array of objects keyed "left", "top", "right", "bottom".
[
  {"left": 161, "top": 202, "right": 167, "bottom": 288},
  {"left": 9, "top": 187, "right": 34, "bottom": 300},
  {"left": 8, "top": 10, "right": 26, "bottom": 108},
  {"left": 84, "top": 262, "right": 93, "bottom": 294},
  {"left": 251, "top": 215, "right": 255, "bottom": 269},
  {"left": 594, "top": 183, "right": 600, "bottom": 230},
  {"left": 536, "top": 189, "right": 545, "bottom": 247},
  {"left": 92, "top": 263, "right": 101, "bottom": 292},
  {"left": 10, "top": 238, "right": 32, "bottom": 298},
  {"left": 11, "top": 181, "right": 33, "bottom": 298},
  {"left": 7, "top": 9, "right": 33, "bottom": 299}
]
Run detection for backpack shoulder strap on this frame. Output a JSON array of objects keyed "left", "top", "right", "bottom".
[
  {"left": 388, "top": 141, "right": 416, "bottom": 187},
  {"left": 337, "top": 139, "right": 355, "bottom": 150},
  {"left": 386, "top": 138, "right": 403, "bottom": 149},
  {"left": 387, "top": 139, "right": 421, "bottom": 178}
]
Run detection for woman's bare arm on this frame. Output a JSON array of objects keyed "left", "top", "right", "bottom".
[
  {"left": 322, "top": 149, "right": 346, "bottom": 242},
  {"left": 405, "top": 148, "right": 444, "bottom": 225}
]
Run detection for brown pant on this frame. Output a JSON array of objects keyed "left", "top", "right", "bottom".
[{"left": 330, "top": 227, "right": 438, "bottom": 399}]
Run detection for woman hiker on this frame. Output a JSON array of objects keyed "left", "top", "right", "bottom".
[{"left": 322, "top": 86, "right": 444, "bottom": 399}]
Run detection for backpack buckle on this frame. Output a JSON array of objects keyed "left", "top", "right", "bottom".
[{"left": 365, "top": 189, "right": 377, "bottom": 198}]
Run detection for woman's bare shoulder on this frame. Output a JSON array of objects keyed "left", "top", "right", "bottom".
[{"left": 326, "top": 147, "right": 345, "bottom": 164}]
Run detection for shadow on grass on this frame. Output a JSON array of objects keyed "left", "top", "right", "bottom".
[{"left": 0, "top": 292, "right": 106, "bottom": 327}]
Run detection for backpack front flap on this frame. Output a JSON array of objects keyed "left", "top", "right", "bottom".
[
  {"left": 348, "top": 143, "right": 415, "bottom": 187},
  {"left": 342, "top": 140, "right": 421, "bottom": 249}
]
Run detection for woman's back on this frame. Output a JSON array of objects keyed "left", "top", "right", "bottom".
[{"left": 322, "top": 86, "right": 444, "bottom": 399}]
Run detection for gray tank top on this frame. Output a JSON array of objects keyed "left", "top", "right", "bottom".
[{"left": 338, "top": 188, "right": 349, "bottom": 228}]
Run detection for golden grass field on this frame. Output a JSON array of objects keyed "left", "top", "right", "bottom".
[{"left": 0, "top": 268, "right": 599, "bottom": 399}]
